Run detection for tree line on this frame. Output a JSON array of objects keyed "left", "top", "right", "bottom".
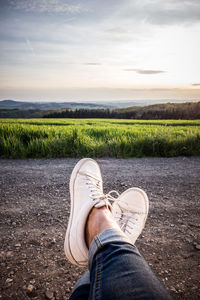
[{"left": 44, "top": 102, "right": 200, "bottom": 120}]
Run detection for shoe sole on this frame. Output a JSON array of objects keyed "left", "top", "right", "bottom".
[{"left": 64, "top": 158, "right": 101, "bottom": 265}]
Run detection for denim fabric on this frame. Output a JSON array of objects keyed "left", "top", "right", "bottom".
[
  {"left": 72, "top": 271, "right": 90, "bottom": 292},
  {"left": 70, "top": 229, "right": 173, "bottom": 300},
  {"left": 88, "top": 228, "right": 131, "bottom": 270}
]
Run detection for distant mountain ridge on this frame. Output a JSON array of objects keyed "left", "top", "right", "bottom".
[
  {"left": 45, "top": 101, "right": 200, "bottom": 120},
  {"left": 0, "top": 100, "right": 114, "bottom": 110},
  {"left": 1, "top": 99, "right": 199, "bottom": 111},
  {"left": 0, "top": 99, "right": 199, "bottom": 119}
]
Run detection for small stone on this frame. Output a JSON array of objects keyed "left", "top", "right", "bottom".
[
  {"left": 30, "top": 279, "right": 35, "bottom": 284},
  {"left": 185, "top": 237, "right": 193, "bottom": 243},
  {"left": 6, "top": 251, "right": 13, "bottom": 258},
  {"left": 27, "top": 284, "right": 34, "bottom": 294},
  {"left": 15, "top": 243, "right": 21, "bottom": 247},
  {"left": 195, "top": 244, "right": 200, "bottom": 250},
  {"left": 9, "top": 271, "right": 14, "bottom": 275},
  {"left": 6, "top": 278, "right": 13, "bottom": 284},
  {"left": 170, "top": 287, "right": 177, "bottom": 293},
  {"left": 182, "top": 253, "right": 192, "bottom": 259},
  {"left": 45, "top": 290, "right": 54, "bottom": 299}
]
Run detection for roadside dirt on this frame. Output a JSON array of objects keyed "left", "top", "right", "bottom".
[{"left": 0, "top": 157, "right": 200, "bottom": 299}]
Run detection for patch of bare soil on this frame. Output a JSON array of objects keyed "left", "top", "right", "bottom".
[{"left": 0, "top": 157, "right": 200, "bottom": 299}]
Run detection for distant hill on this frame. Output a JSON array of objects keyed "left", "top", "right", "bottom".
[
  {"left": 1, "top": 99, "right": 199, "bottom": 110},
  {"left": 0, "top": 100, "right": 199, "bottom": 119},
  {"left": 45, "top": 101, "right": 200, "bottom": 120},
  {"left": 114, "top": 101, "right": 200, "bottom": 119},
  {"left": 0, "top": 100, "right": 113, "bottom": 110}
]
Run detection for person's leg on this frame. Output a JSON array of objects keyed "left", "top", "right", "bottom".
[
  {"left": 87, "top": 207, "right": 173, "bottom": 300},
  {"left": 70, "top": 271, "right": 90, "bottom": 300},
  {"left": 65, "top": 159, "right": 172, "bottom": 299},
  {"left": 70, "top": 204, "right": 121, "bottom": 299}
]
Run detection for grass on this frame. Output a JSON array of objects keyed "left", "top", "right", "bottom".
[{"left": 0, "top": 119, "right": 200, "bottom": 158}]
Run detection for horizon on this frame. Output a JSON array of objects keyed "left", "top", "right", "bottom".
[
  {"left": 0, "top": 0, "right": 200, "bottom": 101},
  {"left": 0, "top": 98, "right": 199, "bottom": 105}
]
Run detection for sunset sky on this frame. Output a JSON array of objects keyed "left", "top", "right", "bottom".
[{"left": 0, "top": 0, "right": 200, "bottom": 102}]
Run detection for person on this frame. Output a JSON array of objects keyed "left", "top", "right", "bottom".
[{"left": 64, "top": 158, "right": 173, "bottom": 299}]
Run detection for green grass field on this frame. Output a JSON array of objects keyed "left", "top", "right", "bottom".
[{"left": 0, "top": 119, "right": 200, "bottom": 158}]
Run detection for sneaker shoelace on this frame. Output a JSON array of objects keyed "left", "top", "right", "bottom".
[
  {"left": 113, "top": 206, "right": 143, "bottom": 235},
  {"left": 81, "top": 171, "right": 142, "bottom": 235},
  {"left": 80, "top": 171, "right": 120, "bottom": 208}
]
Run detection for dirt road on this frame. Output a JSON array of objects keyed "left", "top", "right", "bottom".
[{"left": 0, "top": 157, "right": 200, "bottom": 299}]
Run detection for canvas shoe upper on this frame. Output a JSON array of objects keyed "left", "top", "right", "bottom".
[
  {"left": 64, "top": 158, "right": 149, "bottom": 266},
  {"left": 64, "top": 158, "right": 112, "bottom": 266},
  {"left": 112, "top": 187, "right": 149, "bottom": 244}
]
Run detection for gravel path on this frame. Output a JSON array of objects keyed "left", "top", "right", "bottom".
[{"left": 0, "top": 157, "right": 200, "bottom": 299}]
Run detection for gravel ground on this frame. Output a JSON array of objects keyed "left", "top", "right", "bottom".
[{"left": 0, "top": 157, "right": 200, "bottom": 300}]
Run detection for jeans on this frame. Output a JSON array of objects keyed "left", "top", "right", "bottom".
[{"left": 70, "top": 229, "right": 172, "bottom": 300}]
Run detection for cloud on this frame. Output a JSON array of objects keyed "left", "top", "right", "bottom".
[
  {"left": 7, "top": 0, "right": 84, "bottom": 14},
  {"left": 116, "top": 0, "right": 200, "bottom": 25},
  {"left": 25, "top": 39, "right": 36, "bottom": 57},
  {"left": 83, "top": 63, "right": 102, "bottom": 66},
  {"left": 192, "top": 83, "right": 200, "bottom": 86},
  {"left": 124, "top": 69, "right": 166, "bottom": 74},
  {"left": 105, "top": 27, "right": 130, "bottom": 35},
  {"left": 3, "top": 0, "right": 200, "bottom": 25}
]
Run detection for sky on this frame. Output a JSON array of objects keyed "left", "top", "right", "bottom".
[{"left": 0, "top": 0, "right": 200, "bottom": 102}]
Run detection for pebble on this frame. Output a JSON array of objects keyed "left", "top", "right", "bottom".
[
  {"left": 15, "top": 243, "right": 21, "bottom": 247},
  {"left": 30, "top": 279, "right": 35, "bottom": 284},
  {"left": 170, "top": 287, "right": 177, "bottom": 293},
  {"left": 185, "top": 237, "right": 193, "bottom": 243},
  {"left": 27, "top": 284, "right": 34, "bottom": 294},
  {"left": 5, "top": 251, "right": 13, "bottom": 259},
  {"left": 45, "top": 290, "right": 54, "bottom": 300},
  {"left": 6, "top": 278, "right": 13, "bottom": 284},
  {"left": 195, "top": 244, "right": 200, "bottom": 250},
  {"left": 9, "top": 271, "right": 14, "bottom": 276}
]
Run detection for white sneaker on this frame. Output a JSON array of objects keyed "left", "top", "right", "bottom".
[
  {"left": 64, "top": 158, "right": 112, "bottom": 266},
  {"left": 112, "top": 188, "right": 149, "bottom": 244}
]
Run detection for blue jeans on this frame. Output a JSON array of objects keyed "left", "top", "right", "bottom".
[{"left": 70, "top": 229, "right": 172, "bottom": 300}]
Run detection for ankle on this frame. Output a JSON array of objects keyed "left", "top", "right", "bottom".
[{"left": 85, "top": 206, "right": 120, "bottom": 247}]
